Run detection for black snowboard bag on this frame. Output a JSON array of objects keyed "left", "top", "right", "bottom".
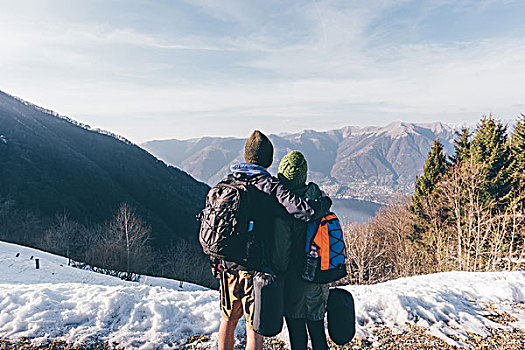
[
  {"left": 252, "top": 272, "right": 284, "bottom": 336},
  {"left": 327, "top": 288, "right": 356, "bottom": 345}
]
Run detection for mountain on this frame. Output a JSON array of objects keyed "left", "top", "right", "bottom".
[
  {"left": 143, "top": 122, "right": 456, "bottom": 203},
  {"left": 0, "top": 91, "right": 209, "bottom": 247}
]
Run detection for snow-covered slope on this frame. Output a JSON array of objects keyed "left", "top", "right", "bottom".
[
  {"left": 353, "top": 271, "right": 525, "bottom": 346},
  {"left": 0, "top": 240, "right": 206, "bottom": 291},
  {"left": 1, "top": 241, "right": 524, "bottom": 349},
  {"left": 0, "top": 241, "right": 217, "bottom": 349}
]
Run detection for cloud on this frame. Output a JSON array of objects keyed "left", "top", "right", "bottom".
[{"left": 0, "top": 0, "right": 524, "bottom": 142}]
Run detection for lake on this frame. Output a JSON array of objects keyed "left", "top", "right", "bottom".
[{"left": 330, "top": 198, "right": 383, "bottom": 223}]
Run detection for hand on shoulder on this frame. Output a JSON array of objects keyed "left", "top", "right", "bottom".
[{"left": 304, "top": 182, "right": 322, "bottom": 200}]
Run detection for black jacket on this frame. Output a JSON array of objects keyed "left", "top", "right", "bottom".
[
  {"left": 224, "top": 172, "right": 331, "bottom": 270},
  {"left": 233, "top": 172, "right": 331, "bottom": 221}
]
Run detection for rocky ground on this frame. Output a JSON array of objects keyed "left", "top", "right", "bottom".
[
  {"left": 2, "top": 327, "right": 523, "bottom": 350},
  {"left": 2, "top": 303, "right": 524, "bottom": 350},
  {"left": 0, "top": 338, "right": 110, "bottom": 350}
]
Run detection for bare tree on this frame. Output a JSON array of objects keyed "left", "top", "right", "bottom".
[
  {"left": 161, "top": 239, "right": 217, "bottom": 288},
  {"left": 43, "top": 212, "right": 82, "bottom": 264},
  {"left": 0, "top": 197, "right": 43, "bottom": 245},
  {"left": 372, "top": 196, "right": 420, "bottom": 278},
  {"left": 419, "top": 158, "right": 525, "bottom": 273},
  {"left": 108, "top": 203, "right": 152, "bottom": 279},
  {"left": 344, "top": 221, "right": 388, "bottom": 285},
  {"left": 507, "top": 198, "right": 525, "bottom": 271}
]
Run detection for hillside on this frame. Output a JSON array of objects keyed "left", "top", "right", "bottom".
[
  {"left": 1, "top": 241, "right": 524, "bottom": 349},
  {"left": 142, "top": 122, "right": 456, "bottom": 203},
  {"left": 0, "top": 91, "right": 209, "bottom": 247}
]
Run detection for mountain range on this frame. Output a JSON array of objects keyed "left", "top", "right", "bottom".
[
  {"left": 0, "top": 91, "right": 209, "bottom": 247},
  {"left": 0, "top": 87, "right": 459, "bottom": 237},
  {"left": 143, "top": 122, "right": 457, "bottom": 203}
]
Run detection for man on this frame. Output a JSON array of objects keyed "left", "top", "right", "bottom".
[{"left": 217, "top": 130, "right": 331, "bottom": 350}]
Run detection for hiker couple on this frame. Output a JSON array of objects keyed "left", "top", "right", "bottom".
[{"left": 199, "top": 130, "right": 349, "bottom": 350}]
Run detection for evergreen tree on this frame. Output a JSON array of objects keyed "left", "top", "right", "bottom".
[
  {"left": 470, "top": 116, "right": 511, "bottom": 204},
  {"left": 411, "top": 138, "right": 448, "bottom": 218},
  {"left": 451, "top": 128, "right": 471, "bottom": 165},
  {"left": 508, "top": 114, "right": 525, "bottom": 203}
]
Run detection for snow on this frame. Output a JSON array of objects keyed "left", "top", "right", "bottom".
[
  {"left": 346, "top": 271, "right": 525, "bottom": 347},
  {"left": 0, "top": 240, "right": 206, "bottom": 291},
  {"left": 0, "top": 241, "right": 218, "bottom": 349},
  {"left": 1, "top": 240, "right": 525, "bottom": 349}
]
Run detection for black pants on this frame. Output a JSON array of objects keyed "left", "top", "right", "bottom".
[{"left": 285, "top": 317, "right": 328, "bottom": 350}]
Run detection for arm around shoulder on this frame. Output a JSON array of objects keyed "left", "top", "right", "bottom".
[{"left": 255, "top": 175, "right": 332, "bottom": 222}]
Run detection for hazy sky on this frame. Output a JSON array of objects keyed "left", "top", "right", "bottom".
[{"left": 1, "top": 0, "right": 524, "bottom": 142}]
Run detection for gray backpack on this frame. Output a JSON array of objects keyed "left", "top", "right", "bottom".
[{"left": 198, "top": 175, "right": 261, "bottom": 267}]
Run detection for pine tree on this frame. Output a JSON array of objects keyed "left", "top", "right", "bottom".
[
  {"left": 508, "top": 114, "right": 525, "bottom": 203},
  {"left": 411, "top": 138, "right": 448, "bottom": 218},
  {"left": 451, "top": 128, "right": 471, "bottom": 165},
  {"left": 470, "top": 116, "right": 511, "bottom": 204}
]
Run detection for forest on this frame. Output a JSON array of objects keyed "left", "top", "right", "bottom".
[{"left": 343, "top": 115, "right": 525, "bottom": 284}]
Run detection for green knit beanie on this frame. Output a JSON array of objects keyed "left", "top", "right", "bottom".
[
  {"left": 278, "top": 151, "right": 308, "bottom": 189},
  {"left": 244, "top": 130, "right": 274, "bottom": 168}
]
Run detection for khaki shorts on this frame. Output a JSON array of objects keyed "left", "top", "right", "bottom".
[{"left": 220, "top": 270, "right": 255, "bottom": 328}]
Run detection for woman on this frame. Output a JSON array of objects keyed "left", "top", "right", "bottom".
[{"left": 270, "top": 151, "right": 330, "bottom": 350}]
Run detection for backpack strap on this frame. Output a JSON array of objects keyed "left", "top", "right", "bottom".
[
  {"left": 320, "top": 212, "right": 338, "bottom": 225},
  {"left": 221, "top": 260, "right": 240, "bottom": 272},
  {"left": 232, "top": 172, "right": 259, "bottom": 186},
  {"left": 220, "top": 269, "right": 232, "bottom": 311}
]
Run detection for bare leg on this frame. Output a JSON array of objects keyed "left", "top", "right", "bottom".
[
  {"left": 245, "top": 323, "right": 263, "bottom": 350},
  {"left": 218, "top": 317, "right": 239, "bottom": 350}
]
